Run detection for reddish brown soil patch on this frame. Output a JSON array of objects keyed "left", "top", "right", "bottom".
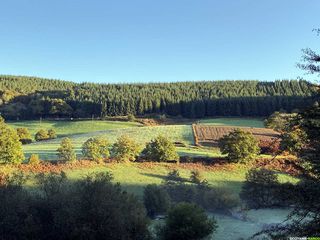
[{"left": 137, "top": 117, "right": 192, "bottom": 126}]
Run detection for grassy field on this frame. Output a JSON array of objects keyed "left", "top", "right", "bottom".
[
  {"left": 211, "top": 208, "right": 291, "bottom": 240},
  {"left": 198, "top": 118, "right": 265, "bottom": 128},
  {"left": 22, "top": 125, "right": 194, "bottom": 160},
  {"left": 8, "top": 120, "right": 142, "bottom": 138},
  {"left": 64, "top": 162, "right": 298, "bottom": 197},
  {"left": 9, "top": 118, "right": 265, "bottom": 161},
  {"left": 19, "top": 159, "right": 296, "bottom": 240}
]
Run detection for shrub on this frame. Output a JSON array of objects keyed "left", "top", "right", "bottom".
[
  {"left": 127, "top": 114, "right": 136, "bottom": 122},
  {"left": 201, "top": 188, "right": 239, "bottom": 211},
  {"left": 280, "top": 127, "right": 308, "bottom": 155},
  {"left": 82, "top": 137, "right": 110, "bottom": 162},
  {"left": 158, "top": 203, "right": 217, "bottom": 240},
  {"left": 0, "top": 119, "right": 24, "bottom": 164},
  {"left": 57, "top": 138, "right": 76, "bottom": 162},
  {"left": 48, "top": 129, "right": 57, "bottom": 139},
  {"left": 190, "top": 170, "right": 205, "bottom": 184},
  {"left": 0, "top": 172, "right": 150, "bottom": 240},
  {"left": 143, "top": 184, "right": 170, "bottom": 218},
  {"left": 218, "top": 129, "right": 260, "bottom": 163},
  {"left": 35, "top": 129, "right": 49, "bottom": 141},
  {"left": 16, "top": 128, "right": 32, "bottom": 144},
  {"left": 163, "top": 182, "right": 239, "bottom": 211},
  {"left": 28, "top": 154, "right": 41, "bottom": 165},
  {"left": 165, "top": 169, "right": 183, "bottom": 183},
  {"left": 264, "top": 112, "right": 297, "bottom": 132},
  {"left": 35, "top": 129, "right": 57, "bottom": 141},
  {"left": 111, "top": 135, "right": 140, "bottom": 162},
  {"left": 240, "top": 168, "right": 280, "bottom": 208},
  {"left": 143, "top": 135, "right": 179, "bottom": 162},
  {"left": 164, "top": 183, "right": 197, "bottom": 204}
]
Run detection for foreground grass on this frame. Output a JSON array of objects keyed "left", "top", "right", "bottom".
[
  {"left": 3, "top": 160, "right": 296, "bottom": 240},
  {"left": 65, "top": 162, "right": 298, "bottom": 197}
]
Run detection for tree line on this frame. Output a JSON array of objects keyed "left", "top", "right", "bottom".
[{"left": 0, "top": 75, "right": 318, "bottom": 119}]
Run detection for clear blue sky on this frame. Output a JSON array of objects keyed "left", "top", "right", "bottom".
[{"left": 0, "top": 0, "right": 319, "bottom": 83}]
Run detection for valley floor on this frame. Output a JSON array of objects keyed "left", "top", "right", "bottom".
[{"left": 6, "top": 117, "right": 298, "bottom": 240}]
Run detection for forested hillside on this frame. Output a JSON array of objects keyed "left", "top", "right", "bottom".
[{"left": 0, "top": 75, "right": 318, "bottom": 119}]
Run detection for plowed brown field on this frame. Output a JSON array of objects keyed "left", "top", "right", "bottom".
[{"left": 192, "top": 124, "right": 280, "bottom": 147}]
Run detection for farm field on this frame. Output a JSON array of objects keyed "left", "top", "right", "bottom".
[{"left": 193, "top": 124, "right": 280, "bottom": 147}]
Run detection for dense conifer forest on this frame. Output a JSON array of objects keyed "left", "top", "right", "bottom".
[{"left": 0, "top": 75, "right": 318, "bottom": 120}]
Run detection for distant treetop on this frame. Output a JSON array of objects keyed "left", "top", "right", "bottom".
[{"left": 0, "top": 75, "right": 318, "bottom": 119}]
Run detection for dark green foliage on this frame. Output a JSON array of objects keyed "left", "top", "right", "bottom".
[
  {"left": 0, "top": 172, "right": 150, "bottom": 240},
  {"left": 143, "top": 135, "right": 179, "bottom": 162},
  {"left": 0, "top": 76, "right": 318, "bottom": 120},
  {"left": 240, "top": 168, "right": 278, "bottom": 208},
  {"left": 158, "top": 203, "right": 217, "bottom": 240},
  {"left": 82, "top": 137, "right": 110, "bottom": 162},
  {"left": 200, "top": 187, "right": 239, "bottom": 211},
  {"left": 57, "top": 138, "right": 76, "bottom": 162},
  {"left": 258, "top": 106, "right": 320, "bottom": 238},
  {"left": 254, "top": 179, "right": 320, "bottom": 239},
  {"left": 143, "top": 184, "right": 170, "bottom": 218},
  {"left": 0, "top": 117, "right": 24, "bottom": 164},
  {"left": 253, "top": 32, "right": 320, "bottom": 239},
  {"left": 163, "top": 183, "right": 238, "bottom": 211},
  {"left": 111, "top": 135, "right": 141, "bottom": 161},
  {"left": 264, "top": 111, "right": 297, "bottom": 132},
  {"left": 48, "top": 98, "right": 73, "bottom": 117},
  {"left": 240, "top": 168, "right": 295, "bottom": 208},
  {"left": 299, "top": 105, "right": 320, "bottom": 176},
  {"left": 165, "top": 170, "right": 183, "bottom": 183},
  {"left": 280, "top": 127, "right": 308, "bottom": 154},
  {"left": 16, "top": 127, "right": 32, "bottom": 144},
  {"left": 297, "top": 46, "right": 320, "bottom": 75},
  {"left": 219, "top": 129, "right": 260, "bottom": 163}
]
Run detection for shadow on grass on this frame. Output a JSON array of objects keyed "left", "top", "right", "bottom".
[{"left": 140, "top": 173, "right": 167, "bottom": 181}]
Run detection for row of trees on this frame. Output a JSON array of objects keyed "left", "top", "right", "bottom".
[
  {"left": 0, "top": 170, "right": 210, "bottom": 240},
  {"left": 0, "top": 76, "right": 318, "bottom": 119},
  {"left": 15, "top": 127, "right": 56, "bottom": 144},
  {"left": 0, "top": 116, "right": 181, "bottom": 165},
  {"left": 55, "top": 135, "right": 179, "bottom": 163},
  {"left": 0, "top": 170, "right": 218, "bottom": 240}
]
